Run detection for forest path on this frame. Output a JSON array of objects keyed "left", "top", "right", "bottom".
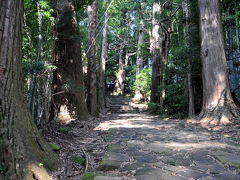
[{"left": 92, "top": 96, "right": 240, "bottom": 180}]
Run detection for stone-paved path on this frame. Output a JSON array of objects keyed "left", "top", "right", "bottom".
[{"left": 92, "top": 96, "right": 240, "bottom": 180}]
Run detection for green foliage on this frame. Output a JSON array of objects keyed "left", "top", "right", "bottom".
[
  {"left": 147, "top": 102, "right": 160, "bottom": 114},
  {"left": 82, "top": 172, "right": 96, "bottom": 180},
  {"left": 222, "top": 0, "right": 240, "bottom": 24},
  {"left": 23, "top": 61, "right": 56, "bottom": 75},
  {"left": 23, "top": 0, "right": 54, "bottom": 76},
  {"left": 125, "top": 65, "right": 137, "bottom": 94},
  {"left": 0, "top": 163, "right": 7, "bottom": 174},
  {"left": 133, "top": 68, "right": 152, "bottom": 101},
  {"left": 164, "top": 83, "right": 188, "bottom": 118},
  {"left": 62, "top": 83, "right": 85, "bottom": 93},
  {"left": 164, "top": 45, "right": 189, "bottom": 117}
]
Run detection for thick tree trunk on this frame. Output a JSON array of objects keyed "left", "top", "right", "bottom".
[
  {"left": 150, "top": 2, "right": 161, "bottom": 104},
  {"left": 53, "top": 0, "right": 89, "bottom": 121},
  {"left": 114, "top": 45, "right": 135, "bottom": 96},
  {"left": 98, "top": 0, "right": 109, "bottom": 112},
  {"left": 198, "top": 0, "right": 239, "bottom": 127},
  {"left": 86, "top": 0, "right": 99, "bottom": 116},
  {"left": 114, "top": 42, "right": 126, "bottom": 95},
  {"left": 159, "top": 34, "right": 168, "bottom": 112},
  {"left": 0, "top": 1, "right": 57, "bottom": 179},
  {"left": 150, "top": 1, "right": 168, "bottom": 110},
  {"left": 182, "top": 0, "right": 195, "bottom": 117}
]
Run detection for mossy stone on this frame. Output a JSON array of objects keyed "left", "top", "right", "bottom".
[
  {"left": 49, "top": 143, "right": 61, "bottom": 151},
  {"left": 83, "top": 172, "right": 95, "bottom": 180},
  {"left": 211, "top": 151, "right": 240, "bottom": 168},
  {"left": 58, "top": 127, "right": 69, "bottom": 134},
  {"left": 70, "top": 155, "right": 85, "bottom": 165}
]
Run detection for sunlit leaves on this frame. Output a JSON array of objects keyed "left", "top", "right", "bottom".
[{"left": 133, "top": 68, "right": 152, "bottom": 100}]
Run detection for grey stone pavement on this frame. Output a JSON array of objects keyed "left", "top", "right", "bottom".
[{"left": 92, "top": 97, "right": 240, "bottom": 180}]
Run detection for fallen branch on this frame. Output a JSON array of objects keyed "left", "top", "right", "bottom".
[{"left": 81, "top": 147, "right": 89, "bottom": 173}]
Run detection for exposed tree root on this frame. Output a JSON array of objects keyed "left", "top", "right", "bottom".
[
  {"left": 82, "top": 147, "right": 89, "bottom": 173},
  {"left": 199, "top": 104, "right": 240, "bottom": 129}
]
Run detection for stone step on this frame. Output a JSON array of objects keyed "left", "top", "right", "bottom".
[
  {"left": 110, "top": 103, "right": 129, "bottom": 105},
  {"left": 108, "top": 96, "right": 139, "bottom": 114},
  {"left": 110, "top": 110, "right": 139, "bottom": 114},
  {"left": 110, "top": 108, "right": 139, "bottom": 112},
  {"left": 110, "top": 106, "right": 137, "bottom": 110},
  {"left": 110, "top": 104, "right": 130, "bottom": 106}
]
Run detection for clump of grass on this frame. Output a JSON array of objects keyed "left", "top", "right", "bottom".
[{"left": 82, "top": 172, "right": 95, "bottom": 180}]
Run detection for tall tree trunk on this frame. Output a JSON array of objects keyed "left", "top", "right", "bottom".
[
  {"left": 182, "top": 0, "right": 195, "bottom": 117},
  {"left": 29, "top": 1, "right": 45, "bottom": 125},
  {"left": 87, "top": 0, "right": 99, "bottom": 116},
  {"left": 114, "top": 42, "right": 126, "bottom": 95},
  {"left": 98, "top": 0, "right": 109, "bottom": 112},
  {"left": 236, "top": 18, "right": 239, "bottom": 49},
  {"left": 114, "top": 44, "right": 135, "bottom": 96},
  {"left": 150, "top": 1, "right": 168, "bottom": 111},
  {"left": 159, "top": 32, "right": 168, "bottom": 112},
  {"left": 53, "top": 0, "right": 89, "bottom": 121},
  {"left": 134, "top": 23, "right": 145, "bottom": 101},
  {"left": 187, "top": 59, "right": 195, "bottom": 117},
  {"left": 36, "top": 1, "right": 45, "bottom": 125},
  {"left": 150, "top": 2, "right": 161, "bottom": 104},
  {"left": 37, "top": 1, "right": 43, "bottom": 63},
  {"left": 0, "top": 1, "right": 57, "bottom": 179},
  {"left": 198, "top": 0, "right": 239, "bottom": 127},
  {"left": 136, "top": 23, "right": 145, "bottom": 75}
]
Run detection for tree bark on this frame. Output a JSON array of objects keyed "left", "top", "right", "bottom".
[
  {"left": 35, "top": 1, "right": 45, "bottom": 126},
  {"left": 150, "top": 2, "right": 161, "bottom": 104},
  {"left": 198, "top": 0, "right": 239, "bottom": 127},
  {"left": 134, "top": 22, "right": 145, "bottom": 101},
  {"left": 236, "top": 18, "right": 239, "bottom": 49},
  {"left": 182, "top": 0, "right": 195, "bottom": 117},
  {"left": 0, "top": 1, "right": 57, "bottom": 179},
  {"left": 136, "top": 23, "right": 145, "bottom": 76},
  {"left": 114, "top": 42, "right": 126, "bottom": 95},
  {"left": 86, "top": 0, "right": 99, "bottom": 116},
  {"left": 159, "top": 33, "right": 168, "bottom": 112},
  {"left": 98, "top": 0, "right": 109, "bottom": 112},
  {"left": 53, "top": 0, "right": 89, "bottom": 121},
  {"left": 150, "top": 1, "right": 168, "bottom": 111}
]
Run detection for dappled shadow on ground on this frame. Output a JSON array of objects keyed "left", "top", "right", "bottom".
[
  {"left": 44, "top": 96, "right": 240, "bottom": 180},
  {"left": 92, "top": 112, "right": 240, "bottom": 180}
]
